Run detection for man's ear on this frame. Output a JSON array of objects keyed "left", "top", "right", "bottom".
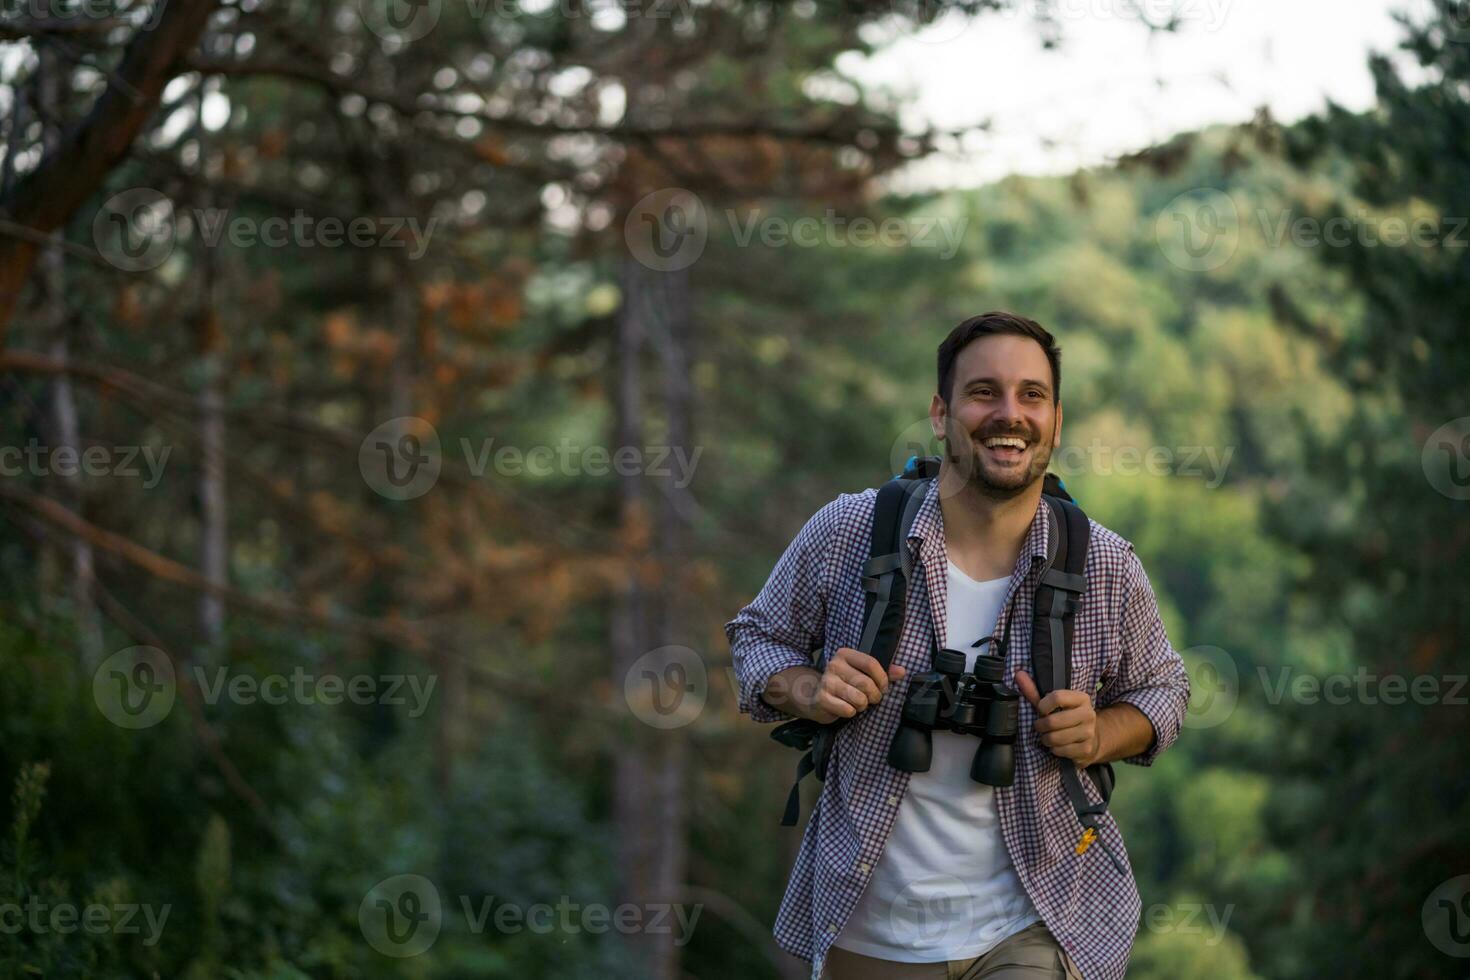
[
  {"left": 930, "top": 393, "right": 948, "bottom": 441},
  {"left": 1053, "top": 400, "right": 1063, "bottom": 447}
]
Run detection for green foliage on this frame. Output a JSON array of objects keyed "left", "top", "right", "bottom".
[
  {"left": 4, "top": 6, "right": 1465, "bottom": 979},
  {"left": 0, "top": 623, "right": 640, "bottom": 978}
]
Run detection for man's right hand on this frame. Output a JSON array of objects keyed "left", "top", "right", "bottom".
[{"left": 762, "top": 648, "right": 907, "bottom": 725}]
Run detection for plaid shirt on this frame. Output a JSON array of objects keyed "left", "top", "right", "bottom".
[{"left": 725, "top": 479, "right": 1190, "bottom": 980}]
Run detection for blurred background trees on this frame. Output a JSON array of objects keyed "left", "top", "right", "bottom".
[{"left": 0, "top": 0, "right": 1467, "bottom": 977}]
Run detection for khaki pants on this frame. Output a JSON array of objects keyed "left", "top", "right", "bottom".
[{"left": 822, "top": 921, "right": 1085, "bottom": 980}]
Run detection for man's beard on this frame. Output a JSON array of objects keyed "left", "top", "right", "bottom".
[{"left": 944, "top": 423, "right": 1054, "bottom": 500}]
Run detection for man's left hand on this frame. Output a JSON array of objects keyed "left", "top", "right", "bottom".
[{"left": 1014, "top": 670, "right": 1100, "bottom": 767}]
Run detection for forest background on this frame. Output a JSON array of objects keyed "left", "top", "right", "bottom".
[{"left": 0, "top": 0, "right": 1467, "bottom": 977}]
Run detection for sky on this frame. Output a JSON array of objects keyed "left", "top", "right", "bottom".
[{"left": 840, "top": 0, "right": 1424, "bottom": 190}]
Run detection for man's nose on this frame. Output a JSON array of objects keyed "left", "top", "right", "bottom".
[{"left": 995, "top": 391, "right": 1026, "bottom": 425}]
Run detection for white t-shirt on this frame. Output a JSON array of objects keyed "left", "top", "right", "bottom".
[{"left": 832, "top": 559, "right": 1041, "bottom": 962}]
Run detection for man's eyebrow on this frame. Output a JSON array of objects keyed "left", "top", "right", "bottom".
[{"left": 962, "top": 376, "right": 1052, "bottom": 392}]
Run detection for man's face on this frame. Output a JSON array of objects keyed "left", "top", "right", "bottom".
[{"left": 930, "top": 334, "right": 1061, "bottom": 498}]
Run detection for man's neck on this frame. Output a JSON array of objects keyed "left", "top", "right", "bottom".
[{"left": 936, "top": 460, "right": 1041, "bottom": 579}]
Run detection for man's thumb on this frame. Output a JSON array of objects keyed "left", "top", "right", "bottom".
[
  {"left": 888, "top": 664, "right": 907, "bottom": 681},
  {"left": 1013, "top": 669, "right": 1042, "bottom": 710}
]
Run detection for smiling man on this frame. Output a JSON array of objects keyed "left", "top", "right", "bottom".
[{"left": 726, "top": 311, "right": 1191, "bottom": 980}]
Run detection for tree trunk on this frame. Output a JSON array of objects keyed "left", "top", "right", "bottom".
[
  {"left": 0, "top": 0, "right": 219, "bottom": 340},
  {"left": 196, "top": 217, "right": 227, "bottom": 651},
  {"left": 611, "top": 255, "right": 691, "bottom": 980},
  {"left": 649, "top": 262, "right": 694, "bottom": 980},
  {"left": 36, "top": 38, "right": 103, "bottom": 667}
]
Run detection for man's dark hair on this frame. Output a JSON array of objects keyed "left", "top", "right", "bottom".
[{"left": 937, "top": 311, "right": 1062, "bottom": 405}]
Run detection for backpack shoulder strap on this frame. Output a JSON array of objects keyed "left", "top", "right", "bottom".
[
  {"left": 771, "top": 468, "right": 931, "bottom": 826},
  {"left": 860, "top": 475, "right": 929, "bottom": 669},
  {"left": 1033, "top": 491, "right": 1125, "bottom": 874},
  {"left": 1034, "top": 494, "right": 1089, "bottom": 695}
]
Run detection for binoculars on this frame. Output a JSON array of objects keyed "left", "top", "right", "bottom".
[{"left": 887, "top": 640, "right": 1020, "bottom": 785}]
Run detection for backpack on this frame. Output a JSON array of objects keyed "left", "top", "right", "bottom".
[{"left": 768, "top": 455, "right": 1125, "bottom": 874}]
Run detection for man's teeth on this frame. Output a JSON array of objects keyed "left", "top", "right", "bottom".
[{"left": 981, "top": 436, "right": 1027, "bottom": 449}]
